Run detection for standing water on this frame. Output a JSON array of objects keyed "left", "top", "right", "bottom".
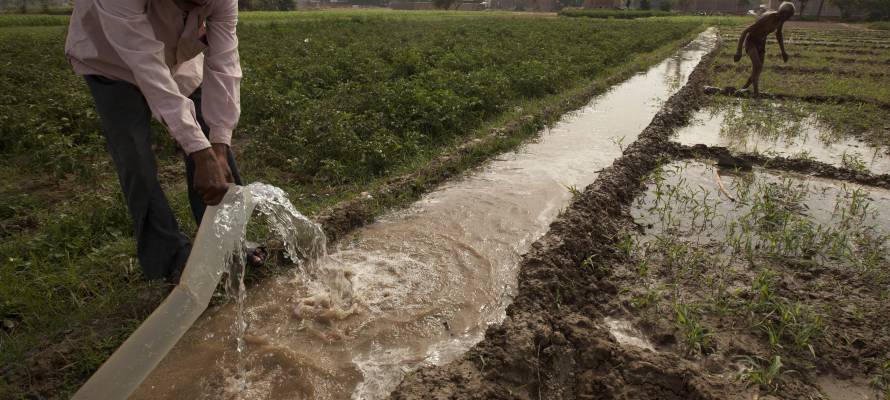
[{"left": 131, "top": 29, "right": 717, "bottom": 400}]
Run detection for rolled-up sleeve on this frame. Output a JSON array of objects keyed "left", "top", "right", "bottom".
[
  {"left": 94, "top": 0, "right": 210, "bottom": 154},
  {"left": 202, "top": 0, "right": 242, "bottom": 146}
]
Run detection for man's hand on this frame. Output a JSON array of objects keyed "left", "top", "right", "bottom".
[
  {"left": 782, "top": 52, "right": 789, "bottom": 63},
  {"left": 191, "top": 144, "right": 233, "bottom": 205},
  {"left": 734, "top": 52, "right": 742, "bottom": 62}
]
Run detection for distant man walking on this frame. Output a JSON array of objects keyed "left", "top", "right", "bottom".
[
  {"left": 65, "top": 0, "right": 248, "bottom": 282},
  {"left": 734, "top": 1, "right": 796, "bottom": 95}
]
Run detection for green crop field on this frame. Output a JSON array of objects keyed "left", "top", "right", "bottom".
[{"left": 0, "top": 10, "right": 707, "bottom": 398}]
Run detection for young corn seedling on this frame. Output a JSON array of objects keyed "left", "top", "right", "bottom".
[
  {"left": 674, "top": 302, "right": 714, "bottom": 355},
  {"left": 841, "top": 150, "right": 869, "bottom": 174},
  {"left": 565, "top": 184, "right": 582, "bottom": 201},
  {"left": 737, "top": 355, "right": 794, "bottom": 393}
]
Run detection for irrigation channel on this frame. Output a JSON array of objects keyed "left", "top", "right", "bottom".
[{"left": 130, "top": 29, "right": 718, "bottom": 399}]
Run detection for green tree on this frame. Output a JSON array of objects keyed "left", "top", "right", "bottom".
[
  {"left": 640, "top": 0, "right": 651, "bottom": 9},
  {"left": 659, "top": 0, "right": 672, "bottom": 11}
]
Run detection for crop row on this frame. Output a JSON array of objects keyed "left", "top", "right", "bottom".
[
  {"left": 1, "top": 18, "right": 702, "bottom": 184},
  {"left": 558, "top": 8, "right": 671, "bottom": 19},
  {"left": 712, "top": 63, "right": 888, "bottom": 78}
]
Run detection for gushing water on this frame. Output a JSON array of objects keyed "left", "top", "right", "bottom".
[
  {"left": 214, "top": 183, "right": 339, "bottom": 396},
  {"left": 72, "top": 183, "right": 333, "bottom": 400}
]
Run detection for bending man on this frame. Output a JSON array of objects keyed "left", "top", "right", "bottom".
[
  {"left": 65, "top": 0, "right": 259, "bottom": 282},
  {"left": 734, "top": 1, "right": 796, "bottom": 95}
]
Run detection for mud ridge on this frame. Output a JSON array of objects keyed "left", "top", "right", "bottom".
[
  {"left": 391, "top": 34, "right": 738, "bottom": 400},
  {"left": 791, "top": 41, "right": 890, "bottom": 50},
  {"left": 792, "top": 39, "right": 890, "bottom": 46},
  {"left": 667, "top": 142, "right": 890, "bottom": 189},
  {"left": 716, "top": 53, "right": 890, "bottom": 64},
  {"left": 712, "top": 63, "right": 887, "bottom": 78},
  {"left": 788, "top": 47, "right": 883, "bottom": 55},
  {"left": 709, "top": 91, "right": 890, "bottom": 111}
]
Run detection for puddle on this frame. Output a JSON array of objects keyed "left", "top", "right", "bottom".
[
  {"left": 633, "top": 160, "right": 890, "bottom": 244},
  {"left": 673, "top": 107, "right": 890, "bottom": 175},
  {"left": 630, "top": 160, "right": 890, "bottom": 281},
  {"left": 130, "top": 29, "right": 718, "bottom": 400},
  {"left": 816, "top": 375, "right": 881, "bottom": 400},
  {"left": 604, "top": 317, "right": 655, "bottom": 351}
]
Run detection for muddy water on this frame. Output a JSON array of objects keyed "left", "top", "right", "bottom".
[
  {"left": 131, "top": 30, "right": 717, "bottom": 400},
  {"left": 673, "top": 107, "right": 890, "bottom": 175}
]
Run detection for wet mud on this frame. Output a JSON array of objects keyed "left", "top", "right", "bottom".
[
  {"left": 617, "top": 161, "right": 889, "bottom": 399},
  {"left": 669, "top": 143, "right": 890, "bottom": 190}
]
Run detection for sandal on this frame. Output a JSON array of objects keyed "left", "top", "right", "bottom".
[{"left": 244, "top": 241, "right": 268, "bottom": 268}]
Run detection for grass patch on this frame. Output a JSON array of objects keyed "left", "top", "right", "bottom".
[
  {"left": 0, "top": 14, "right": 69, "bottom": 27},
  {"left": 868, "top": 21, "right": 890, "bottom": 30}
]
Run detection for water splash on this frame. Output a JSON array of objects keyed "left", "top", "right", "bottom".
[
  {"left": 212, "top": 183, "right": 339, "bottom": 395},
  {"left": 72, "top": 183, "right": 334, "bottom": 400}
]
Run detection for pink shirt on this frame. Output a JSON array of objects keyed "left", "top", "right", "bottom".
[{"left": 65, "top": 0, "right": 242, "bottom": 154}]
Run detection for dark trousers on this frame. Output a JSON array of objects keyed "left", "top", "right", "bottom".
[{"left": 85, "top": 75, "right": 243, "bottom": 279}]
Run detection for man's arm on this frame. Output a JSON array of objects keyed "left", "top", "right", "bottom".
[
  {"left": 735, "top": 26, "right": 750, "bottom": 62},
  {"left": 202, "top": 0, "right": 242, "bottom": 149},
  {"left": 776, "top": 23, "right": 789, "bottom": 62},
  {"left": 94, "top": 0, "right": 230, "bottom": 204}
]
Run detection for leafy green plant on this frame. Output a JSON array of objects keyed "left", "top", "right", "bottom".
[
  {"left": 566, "top": 184, "right": 582, "bottom": 201},
  {"left": 674, "top": 302, "right": 714, "bottom": 354},
  {"left": 630, "top": 285, "right": 662, "bottom": 309},
  {"left": 841, "top": 151, "right": 869, "bottom": 174},
  {"left": 737, "top": 355, "right": 794, "bottom": 393},
  {"left": 871, "top": 360, "right": 890, "bottom": 400}
]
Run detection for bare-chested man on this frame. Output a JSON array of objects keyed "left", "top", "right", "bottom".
[{"left": 734, "top": 1, "right": 796, "bottom": 95}]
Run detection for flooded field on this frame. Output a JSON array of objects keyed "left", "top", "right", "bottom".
[
  {"left": 674, "top": 105, "right": 890, "bottom": 175},
  {"left": 617, "top": 160, "right": 890, "bottom": 399},
  {"left": 131, "top": 28, "right": 718, "bottom": 400}
]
